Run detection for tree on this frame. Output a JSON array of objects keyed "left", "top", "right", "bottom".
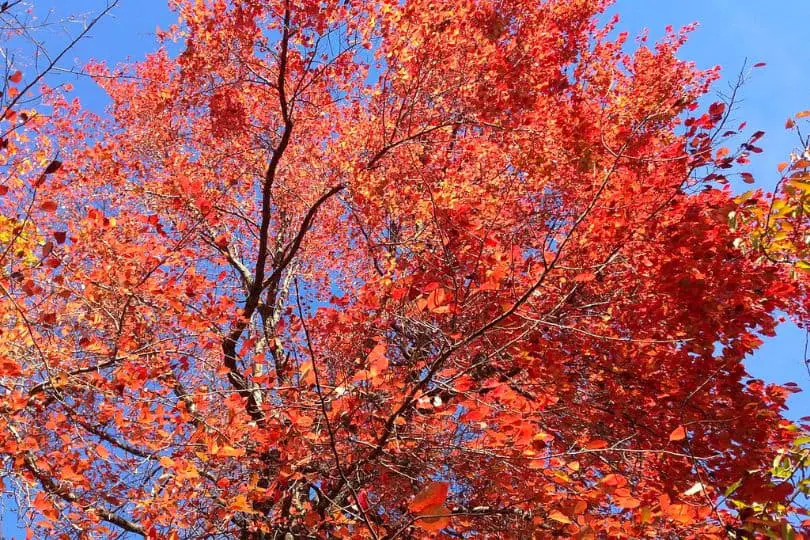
[
  {"left": 729, "top": 108, "right": 810, "bottom": 537},
  {"left": 1, "top": 0, "right": 808, "bottom": 537}
]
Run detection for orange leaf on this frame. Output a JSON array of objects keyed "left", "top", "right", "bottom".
[
  {"left": 425, "top": 287, "right": 452, "bottom": 313},
  {"left": 797, "top": 110, "right": 810, "bottom": 119},
  {"left": 414, "top": 503, "right": 450, "bottom": 531},
  {"left": 95, "top": 444, "right": 110, "bottom": 459},
  {"left": 409, "top": 481, "right": 449, "bottom": 513},
  {"left": 367, "top": 342, "right": 388, "bottom": 380},
  {"left": 585, "top": 439, "right": 608, "bottom": 449},
  {"left": 601, "top": 473, "right": 627, "bottom": 487},
  {"left": 299, "top": 361, "right": 316, "bottom": 386},
  {"left": 664, "top": 502, "right": 692, "bottom": 524},
  {"left": 616, "top": 495, "right": 641, "bottom": 509},
  {"left": 218, "top": 445, "right": 245, "bottom": 457},
  {"left": 33, "top": 492, "right": 58, "bottom": 520},
  {"left": 669, "top": 425, "right": 686, "bottom": 441},
  {"left": 8, "top": 70, "right": 21, "bottom": 83},
  {"left": 573, "top": 272, "right": 596, "bottom": 283}
]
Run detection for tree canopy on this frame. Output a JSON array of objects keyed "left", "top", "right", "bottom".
[{"left": 0, "top": 0, "right": 808, "bottom": 538}]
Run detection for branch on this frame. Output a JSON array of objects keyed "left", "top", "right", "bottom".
[
  {"left": 1, "top": 0, "right": 119, "bottom": 121},
  {"left": 9, "top": 425, "right": 145, "bottom": 537},
  {"left": 294, "top": 280, "right": 379, "bottom": 539}
]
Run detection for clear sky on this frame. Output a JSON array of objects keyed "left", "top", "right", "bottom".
[{"left": 2, "top": 0, "right": 809, "bottom": 536}]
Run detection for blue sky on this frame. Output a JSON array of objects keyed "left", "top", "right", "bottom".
[{"left": 3, "top": 0, "right": 809, "bottom": 535}]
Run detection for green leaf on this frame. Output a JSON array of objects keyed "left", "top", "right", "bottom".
[
  {"left": 795, "top": 260, "right": 810, "bottom": 272},
  {"left": 724, "top": 478, "right": 743, "bottom": 497}
]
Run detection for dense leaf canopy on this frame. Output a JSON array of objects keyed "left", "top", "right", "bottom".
[{"left": 0, "top": 0, "right": 808, "bottom": 538}]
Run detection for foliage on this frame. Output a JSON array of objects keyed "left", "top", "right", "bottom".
[
  {"left": 0, "top": 0, "right": 807, "bottom": 538},
  {"left": 724, "top": 428, "right": 810, "bottom": 539},
  {"left": 737, "top": 110, "right": 810, "bottom": 318},
  {"left": 729, "top": 109, "right": 810, "bottom": 538}
]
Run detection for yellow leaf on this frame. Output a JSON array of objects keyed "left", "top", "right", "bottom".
[
  {"left": 230, "top": 494, "right": 259, "bottom": 514},
  {"left": 639, "top": 506, "right": 653, "bottom": 524},
  {"left": 548, "top": 510, "right": 572, "bottom": 524}
]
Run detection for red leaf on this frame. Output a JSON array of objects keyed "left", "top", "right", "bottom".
[
  {"left": 40, "top": 200, "right": 58, "bottom": 212},
  {"left": 740, "top": 172, "right": 755, "bottom": 184},
  {"left": 573, "top": 272, "right": 596, "bottom": 283},
  {"left": 43, "top": 160, "right": 62, "bottom": 175},
  {"left": 41, "top": 241, "right": 53, "bottom": 259},
  {"left": 356, "top": 489, "right": 369, "bottom": 511},
  {"left": 709, "top": 102, "right": 726, "bottom": 118},
  {"left": 8, "top": 70, "right": 21, "bottom": 83},
  {"left": 0, "top": 357, "right": 21, "bottom": 377}
]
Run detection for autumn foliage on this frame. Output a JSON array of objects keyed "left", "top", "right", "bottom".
[{"left": 0, "top": 0, "right": 809, "bottom": 538}]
